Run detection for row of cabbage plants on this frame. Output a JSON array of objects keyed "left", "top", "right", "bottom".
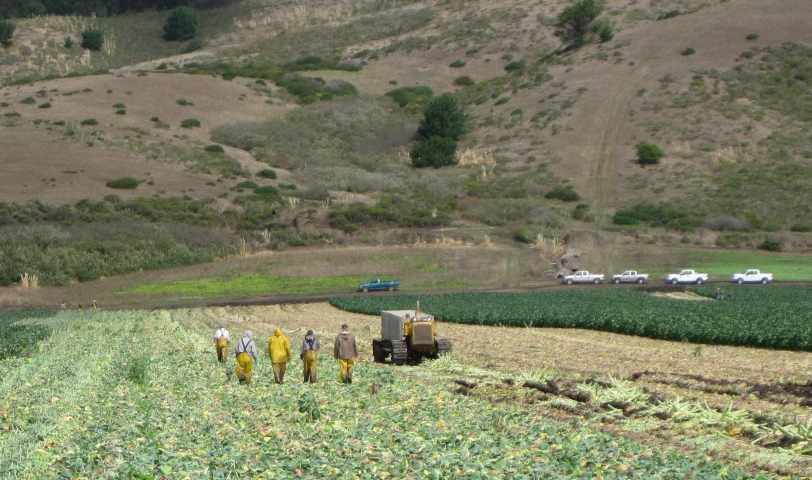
[{"left": 330, "top": 286, "right": 812, "bottom": 351}]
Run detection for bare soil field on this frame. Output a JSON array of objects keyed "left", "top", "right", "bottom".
[{"left": 1, "top": 73, "right": 292, "bottom": 204}]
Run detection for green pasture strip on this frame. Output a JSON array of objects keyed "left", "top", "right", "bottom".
[
  {"left": 410, "top": 278, "right": 472, "bottom": 289},
  {"left": 115, "top": 274, "right": 369, "bottom": 297},
  {"left": 0, "top": 309, "right": 755, "bottom": 478},
  {"left": 330, "top": 286, "right": 812, "bottom": 351},
  {"left": 616, "top": 249, "right": 812, "bottom": 281}
]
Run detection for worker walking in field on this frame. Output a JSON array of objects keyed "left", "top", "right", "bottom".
[
  {"left": 235, "top": 330, "right": 258, "bottom": 385},
  {"left": 268, "top": 328, "right": 292, "bottom": 384},
  {"left": 334, "top": 324, "right": 358, "bottom": 384},
  {"left": 213, "top": 322, "right": 231, "bottom": 364},
  {"left": 300, "top": 330, "right": 320, "bottom": 384}
]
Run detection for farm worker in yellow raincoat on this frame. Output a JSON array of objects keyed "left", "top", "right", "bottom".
[
  {"left": 269, "top": 328, "right": 292, "bottom": 384},
  {"left": 300, "top": 330, "right": 320, "bottom": 384},
  {"left": 213, "top": 323, "right": 231, "bottom": 364},
  {"left": 235, "top": 330, "right": 257, "bottom": 385},
  {"left": 334, "top": 324, "right": 358, "bottom": 384}
]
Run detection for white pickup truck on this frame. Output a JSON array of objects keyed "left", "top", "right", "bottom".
[
  {"left": 611, "top": 270, "right": 649, "bottom": 284},
  {"left": 731, "top": 269, "right": 773, "bottom": 284},
  {"left": 665, "top": 269, "right": 709, "bottom": 284},
  {"left": 562, "top": 270, "right": 605, "bottom": 285}
]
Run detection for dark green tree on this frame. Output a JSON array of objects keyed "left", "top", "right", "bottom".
[
  {"left": 80, "top": 29, "right": 104, "bottom": 51},
  {"left": 410, "top": 136, "right": 458, "bottom": 168},
  {"left": 163, "top": 6, "right": 198, "bottom": 41},
  {"left": 555, "top": 0, "right": 604, "bottom": 46},
  {"left": 0, "top": 20, "right": 15, "bottom": 48},
  {"left": 417, "top": 93, "right": 468, "bottom": 141},
  {"left": 636, "top": 142, "right": 666, "bottom": 165}
]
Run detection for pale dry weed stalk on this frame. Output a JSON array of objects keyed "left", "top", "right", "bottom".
[{"left": 20, "top": 272, "right": 39, "bottom": 289}]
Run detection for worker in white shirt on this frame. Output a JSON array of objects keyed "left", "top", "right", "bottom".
[{"left": 213, "top": 323, "right": 231, "bottom": 364}]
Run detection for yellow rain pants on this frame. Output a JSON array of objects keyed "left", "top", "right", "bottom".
[
  {"left": 216, "top": 338, "right": 229, "bottom": 364},
  {"left": 338, "top": 358, "right": 355, "bottom": 383},
  {"left": 303, "top": 350, "right": 318, "bottom": 383},
  {"left": 236, "top": 353, "right": 253, "bottom": 385}
]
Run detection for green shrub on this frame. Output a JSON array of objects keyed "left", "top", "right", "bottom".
[
  {"left": 151, "top": 116, "right": 160, "bottom": 122},
  {"left": 164, "top": 7, "right": 198, "bottom": 41},
  {"left": 176, "top": 98, "right": 193, "bottom": 106},
  {"left": 0, "top": 102, "right": 8, "bottom": 107},
  {"left": 80, "top": 29, "right": 104, "bottom": 51},
  {"left": 681, "top": 47, "right": 696, "bottom": 56},
  {"left": 572, "top": 203, "right": 590, "bottom": 220},
  {"left": 181, "top": 39, "right": 203, "bottom": 53},
  {"left": 791, "top": 224, "right": 812, "bottom": 232},
  {"left": 513, "top": 226, "right": 541, "bottom": 244},
  {"left": 38, "top": 102, "right": 51, "bottom": 109},
  {"left": 636, "top": 142, "right": 666, "bottom": 165},
  {"left": 80, "top": 118, "right": 98, "bottom": 126},
  {"left": 279, "top": 183, "right": 297, "bottom": 190},
  {"left": 257, "top": 169, "right": 278, "bottom": 179},
  {"left": 504, "top": 60, "right": 526, "bottom": 72},
  {"left": 494, "top": 97, "right": 509, "bottom": 105},
  {"left": 410, "top": 136, "right": 458, "bottom": 168},
  {"left": 106, "top": 177, "right": 142, "bottom": 189},
  {"left": 657, "top": 10, "right": 680, "bottom": 20},
  {"left": 597, "top": 23, "right": 614, "bottom": 42},
  {"left": 384, "top": 86, "right": 433, "bottom": 108},
  {"left": 181, "top": 118, "right": 201, "bottom": 128},
  {"left": 222, "top": 71, "right": 236, "bottom": 81},
  {"left": 418, "top": 93, "right": 468, "bottom": 141},
  {"left": 453, "top": 76, "right": 475, "bottom": 87},
  {"left": 115, "top": 109, "right": 126, "bottom": 115},
  {"left": 758, "top": 239, "right": 782, "bottom": 252},
  {"left": 0, "top": 19, "right": 15, "bottom": 48},
  {"left": 204, "top": 144, "right": 224, "bottom": 153},
  {"left": 20, "top": 97, "right": 36, "bottom": 104},
  {"left": 449, "top": 60, "right": 466, "bottom": 68},
  {"left": 63, "top": 35, "right": 74, "bottom": 48},
  {"left": 545, "top": 185, "right": 580, "bottom": 202},
  {"left": 113, "top": 103, "right": 126, "bottom": 108},
  {"left": 746, "top": 33, "right": 759, "bottom": 40}
]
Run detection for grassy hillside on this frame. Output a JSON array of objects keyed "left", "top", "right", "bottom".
[{"left": 0, "top": 0, "right": 811, "bottom": 288}]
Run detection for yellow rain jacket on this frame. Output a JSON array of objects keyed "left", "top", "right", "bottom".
[{"left": 269, "top": 328, "right": 291, "bottom": 364}]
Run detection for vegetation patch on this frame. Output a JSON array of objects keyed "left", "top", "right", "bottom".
[
  {"left": 331, "top": 286, "right": 812, "bottom": 351},
  {"left": 105, "top": 176, "right": 142, "bottom": 189},
  {"left": 117, "top": 274, "right": 369, "bottom": 297}
]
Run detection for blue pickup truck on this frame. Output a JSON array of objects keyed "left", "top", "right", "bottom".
[{"left": 358, "top": 278, "right": 400, "bottom": 292}]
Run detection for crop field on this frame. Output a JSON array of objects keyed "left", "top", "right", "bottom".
[
  {"left": 0, "top": 307, "right": 778, "bottom": 478},
  {"left": 330, "top": 286, "right": 812, "bottom": 351}
]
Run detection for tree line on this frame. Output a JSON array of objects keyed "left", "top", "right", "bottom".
[{"left": 0, "top": 0, "right": 231, "bottom": 18}]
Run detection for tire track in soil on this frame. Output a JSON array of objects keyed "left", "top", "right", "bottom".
[{"left": 587, "top": 18, "right": 718, "bottom": 217}]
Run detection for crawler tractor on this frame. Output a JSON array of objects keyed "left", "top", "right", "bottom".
[{"left": 372, "top": 303, "right": 452, "bottom": 364}]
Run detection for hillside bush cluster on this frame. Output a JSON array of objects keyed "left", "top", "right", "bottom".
[
  {"left": 613, "top": 203, "right": 701, "bottom": 230},
  {"left": 0, "top": 221, "right": 236, "bottom": 286},
  {"left": 184, "top": 60, "right": 359, "bottom": 104},
  {"left": 0, "top": 19, "right": 14, "bottom": 47},
  {"left": 384, "top": 86, "right": 433, "bottom": 108},
  {"left": 0, "top": 0, "right": 228, "bottom": 17},
  {"left": 328, "top": 194, "right": 456, "bottom": 233}
]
